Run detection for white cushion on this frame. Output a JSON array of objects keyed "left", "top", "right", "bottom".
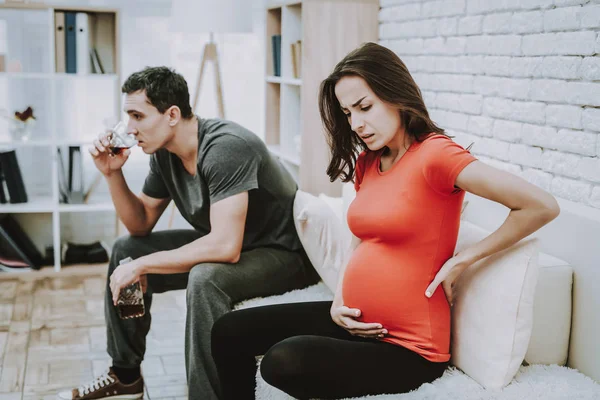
[
  {"left": 525, "top": 253, "right": 573, "bottom": 366},
  {"left": 292, "top": 191, "right": 348, "bottom": 291},
  {"left": 452, "top": 220, "right": 540, "bottom": 389},
  {"left": 341, "top": 181, "right": 356, "bottom": 225}
]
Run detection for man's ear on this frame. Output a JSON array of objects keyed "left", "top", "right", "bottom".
[{"left": 167, "top": 106, "right": 182, "bottom": 127}]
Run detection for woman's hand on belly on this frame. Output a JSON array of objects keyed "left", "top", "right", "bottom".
[{"left": 330, "top": 304, "right": 388, "bottom": 339}]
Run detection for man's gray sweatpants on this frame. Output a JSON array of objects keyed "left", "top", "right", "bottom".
[{"left": 105, "top": 229, "right": 320, "bottom": 400}]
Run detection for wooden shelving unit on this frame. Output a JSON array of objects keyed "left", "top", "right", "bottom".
[{"left": 264, "top": 0, "right": 379, "bottom": 196}]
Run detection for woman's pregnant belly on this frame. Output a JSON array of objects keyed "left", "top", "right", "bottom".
[{"left": 342, "top": 241, "right": 450, "bottom": 359}]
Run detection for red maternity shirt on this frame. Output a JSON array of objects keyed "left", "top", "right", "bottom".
[{"left": 342, "top": 134, "right": 477, "bottom": 362}]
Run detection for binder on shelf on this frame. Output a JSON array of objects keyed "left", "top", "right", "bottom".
[
  {"left": 57, "top": 147, "right": 69, "bottom": 203},
  {"left": 0, "top": 214, "right": 44, "bottom": 269},
  {"left": 0, "top": 149, "right": 27, "bottom": 204},
  {"left": 271, "top": 34, "right": 281, "bottom": 77},
  {"left": 65, "top": 12, "right": 77, "bottom": 74},
  {"left": 54, "top": 11, "right": 66, "bottom": 73},
  {"left": 68, "top": 146, "right": 84, "bottom": 204},
  {"left": 75, "top": 12, "right": 91, "bottom": 75}
]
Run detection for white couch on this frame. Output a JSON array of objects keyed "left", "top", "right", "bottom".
[{"left": 236, "top": 187, "right": 600, "bottom": 399}]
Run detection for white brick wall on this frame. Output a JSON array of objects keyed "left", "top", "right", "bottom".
[{"left": 380, "top": 0, "right": 600, "bottom": 210}]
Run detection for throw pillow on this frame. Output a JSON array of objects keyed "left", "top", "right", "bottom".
[
  {"left": 293, "top": 190, "right": 349, "bottom": 291},
  {"left": 451, "top": 220, "right": 540, "bottom": 389}
]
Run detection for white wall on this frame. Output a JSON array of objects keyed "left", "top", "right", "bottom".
[{"left": 379, "top": 0, "right": 600, "bottom": 210}]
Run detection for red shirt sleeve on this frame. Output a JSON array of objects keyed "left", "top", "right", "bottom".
[{"left": 421, "top": 136, "right": 477, "bottom": 196}]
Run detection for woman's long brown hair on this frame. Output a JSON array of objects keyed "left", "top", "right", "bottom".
[{"left": 319, "top": 42, "right": 446, "bottom": 183}]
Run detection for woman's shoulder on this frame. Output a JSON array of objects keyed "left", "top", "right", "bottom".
[
  {"left": 416, "top": 133, "right": 469, "bottom": 156},
  {"left": 419, "top": 132, "right": 454, "bottom": 146}
]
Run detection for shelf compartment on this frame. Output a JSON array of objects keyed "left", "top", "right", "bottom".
[
  {"left": 281, "top": 3, "right": 302, "bottom": 80},
  {"left": 54, "top": 76, "right": 119, "bottom": 144},
  {"left": 279, "top": 83, "right": 301, "bottom": 162},
  {"left": 3, "top": 146, "right": 54, "bottom": 202},
  {"left": 266, "top": 7, "right": 282, "bottom": 77},
  {"left": 0, "top": 75, "right": 54, "bottom": 143},
  {"left": 265, "top": 82, "right": 281, "bottom": 147},
  {"left": 0, "top": 8, "right": 53, "bottom": 74},
  {"left": 59, "top": 210, "right": 117, "bottom": 250}
]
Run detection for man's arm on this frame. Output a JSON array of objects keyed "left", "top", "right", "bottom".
[
  {"left": 106, "top": 170, "right": 171, "bottom": 236},
  {"left": 135, "top": 191, "right": 249, "bottom": 274}
]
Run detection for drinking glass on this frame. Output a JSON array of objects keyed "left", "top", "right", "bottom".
[{"left": 107, "top": 121, "right": 138, "bottom": 156}]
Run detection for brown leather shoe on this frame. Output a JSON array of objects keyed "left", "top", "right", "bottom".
[{"left": 56, "top": 368, "right": 143, "bottom": 400}]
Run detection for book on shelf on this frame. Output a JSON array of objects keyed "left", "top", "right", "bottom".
[
  {"left": 57, "top": 147, "right": 70, "bottom": 203},
  {"left": 65, "top": 12, "right": 77, "bottom": 74},
  {"left": 0, "top": 162, "right": 7, "bottom": 204},
  {"left": 0, "top": 20, "right": 6, "bottom": 72},
  {"left": 57, "top": 146, "right": 85, "bottom": 204},
  {"left": 0, "top": 149, "right": 27, "bottom": 204},
  {"left": 291, "top": 40, "right": 302, "bottom": 79},
  {"left": 90, "top": 48, "right": 105, "bottom": 74},
  {"left": 271, "top": 34, "right": 281, "bottom": 77},
  {"left": 68, "top": 146, "right": 84, "bottom": 203}
]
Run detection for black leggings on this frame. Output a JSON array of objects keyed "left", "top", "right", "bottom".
[{"left": 211, "top": 301, "right": 448, "bottom": 400}]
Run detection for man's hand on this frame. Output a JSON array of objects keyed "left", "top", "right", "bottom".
[
  {"left": 330, "top": 304, "right": 387, "bottom": 339},
  {"left": 89, "top": 131, "right": 130, "bottom": 177},
  {"left": 109, "top": 258, "right": 144, "bottom": 306}
]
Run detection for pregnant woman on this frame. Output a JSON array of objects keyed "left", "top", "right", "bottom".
[{"left": 210, "top": 42, "right": 560, "bottom": 400}]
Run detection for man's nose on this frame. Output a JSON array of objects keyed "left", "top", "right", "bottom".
[{"left": 126, "top": 120, "right": 136, "bottom": 135}]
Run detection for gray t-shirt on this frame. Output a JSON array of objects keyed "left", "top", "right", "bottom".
[{"left": 142, "top": 117, "right": 302, "bottom": 252}]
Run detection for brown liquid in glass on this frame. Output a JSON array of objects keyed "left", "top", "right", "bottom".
[
  {"left": 110, "top": 146, "right": 128, "bottom": 155},
  {"left": 118, "top": 304, "right": 145, "bottom": 319}
]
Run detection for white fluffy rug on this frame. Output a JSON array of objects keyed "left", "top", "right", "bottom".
[{"left": 235, "top": 282, "right": 600, "bottom": 400}]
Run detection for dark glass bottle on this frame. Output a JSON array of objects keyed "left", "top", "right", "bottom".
[{"left": 116, "top": 257, "right": 145, "bottom": 319}]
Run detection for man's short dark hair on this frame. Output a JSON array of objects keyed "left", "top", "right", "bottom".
[{"left": 122, "top": 66, "right": 194, "bottom": 119}]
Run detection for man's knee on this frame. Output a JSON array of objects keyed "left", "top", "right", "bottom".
[
  {"left": 109, "top": 235, "right": 137, "bottom": 273},
  {"left": 186, "top": 263, "right": 224, "bottom": 299}
]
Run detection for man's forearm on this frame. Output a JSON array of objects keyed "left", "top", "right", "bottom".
[
  {"left": 136, "top": 233, "right": 240, "bottom": 275},
  {"left": 105, "top": 170, "right": 149, "bottom": 235}
]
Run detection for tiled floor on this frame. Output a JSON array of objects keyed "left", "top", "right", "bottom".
[{"left": 0, "top": 265, "right": 188, "bottom": 400}]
